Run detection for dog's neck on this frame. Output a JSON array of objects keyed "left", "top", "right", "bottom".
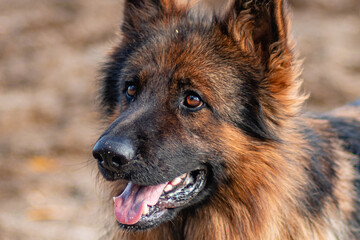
[{"left": 109, "top": 119, "right": 356, "bottom": 240}]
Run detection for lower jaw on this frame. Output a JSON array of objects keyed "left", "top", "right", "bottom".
[
  {"left": 117, "top": 169, "right": 208, "bottom": 231},
  {"left": 117, "top": 208, "right": 175, "bottom": 231}
]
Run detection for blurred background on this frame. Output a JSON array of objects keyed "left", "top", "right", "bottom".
[{"left": 0, "top": 0, "right": 359, "bottom": 239}]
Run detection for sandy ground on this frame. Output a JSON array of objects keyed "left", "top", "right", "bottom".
[{"left": 0, "top": 0, "right": 359, "bottom": 239}]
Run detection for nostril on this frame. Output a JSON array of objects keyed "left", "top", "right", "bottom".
[
  {"left": 93, "top": 152, "right": 100, "bottom": 161},
  {"left": 111, "top": 156, "right": 129, "bottom": 168},
  {"left": 93, "top": 152, "right": 104, "bottom": 165},
  {"left": 92, "top": 136, "right": 135, "bottom": 174}
]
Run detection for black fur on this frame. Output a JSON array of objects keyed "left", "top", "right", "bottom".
[
  {"left": 94, "top": 0, "right": 360, "bottom": 237},
  {"left": 299, "top": 125, "right": 337, "bottom": 217}
]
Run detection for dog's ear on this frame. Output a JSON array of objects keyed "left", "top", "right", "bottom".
[
  {"left": 210, "top": 0, "right": 304, "bottom": 123},
  {"left": 121, "top": 0, "right": 186, "bottom": 39},
  {"left": 121, "top": 0, "right": 161, "bottom": 38},
  {"left": 210, "top": 0, "right": 290, "bottom": 66}
]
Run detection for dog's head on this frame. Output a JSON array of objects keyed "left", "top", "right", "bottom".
[{"left": 93, "top": 0, "right": 302, "bottom": 231}]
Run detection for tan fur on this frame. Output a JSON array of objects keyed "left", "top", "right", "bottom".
[
  {"left": 97, "top": 0, "right": 360, "bottom": 239},
  {"left": 102, "top": 119, "right": 359, "bottom": 239}
]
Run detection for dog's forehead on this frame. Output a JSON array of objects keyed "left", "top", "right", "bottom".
[{"left": 122, "top": 26, "right": 242, "bottom": 91}]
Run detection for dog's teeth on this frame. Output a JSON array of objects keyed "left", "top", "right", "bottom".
[
  {"left": 164, "top": 184, "right": 173, "bottom": 192},
  {"left": 171, "top": 177, "right": 182, "bottom": 186},
  {"left": 180, "top": 173, "right": 187, "bottom": 179},
  {"left": 113, "top": 197, "right": 116, "bottom": 203},
  {"left": 142, "top": 205, "right": 149, "bottom": 215}
]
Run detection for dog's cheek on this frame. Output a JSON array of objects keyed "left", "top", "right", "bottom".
[{"left": 183, "top": 115, "right": 232, "bottom": 182}]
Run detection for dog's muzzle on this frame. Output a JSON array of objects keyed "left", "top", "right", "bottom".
[{"left": 92, "top": 136, "right": 134, "bottom": 175}]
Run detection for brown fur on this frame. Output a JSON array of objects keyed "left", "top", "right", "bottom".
[
  {"left": 96, "top": 0, "right": 360, "bottom": 239},
  {"left": 100, "top": 121, "right": 360, "bottom": 240}
]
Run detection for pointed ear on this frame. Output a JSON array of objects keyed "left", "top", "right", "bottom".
[
  {"left": 251, "top": 0, "right": 289, "bottom": 65},
  {"left": 121, "top": 0, "right": 186, "bottom": 39},
  {"left": 212, "top": 0, "right": 304, "bottom": 121},
  {"left": 121, "top": 0, "right": 162, "bottom": 37},
  {"left": 215, "top": 0, "right": 290, "bottom": 66}
]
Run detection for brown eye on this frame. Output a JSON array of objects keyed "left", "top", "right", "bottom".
[
  {"left": 184, "top": 94, "right": 203, "bottom": 109},
  {"left": 126, "top": 85, "right": 136, "bottom": 98}
]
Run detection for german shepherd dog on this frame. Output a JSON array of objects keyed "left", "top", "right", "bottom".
[{"left": 92, "top": 0, "right": 360, "bottom": 239}]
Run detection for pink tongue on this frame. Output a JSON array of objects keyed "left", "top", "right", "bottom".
[{"left": 114, "top": 182, "right": 167, "bottom": 225}]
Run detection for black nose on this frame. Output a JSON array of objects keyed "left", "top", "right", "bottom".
[{"left": 92, "top": 136, "right": 135, "bottom": 173}]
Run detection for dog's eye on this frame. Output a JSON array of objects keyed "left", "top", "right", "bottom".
[
  {"left": 184, "top": 94, "right": 203, "bottom": 109},
  {"left": 126, "top": 85, "right": 136, "bottom": 100}
]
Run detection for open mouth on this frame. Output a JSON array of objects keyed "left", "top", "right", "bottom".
[{"left": 113, "top": 169, "right": 207, "bottom": 230}]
